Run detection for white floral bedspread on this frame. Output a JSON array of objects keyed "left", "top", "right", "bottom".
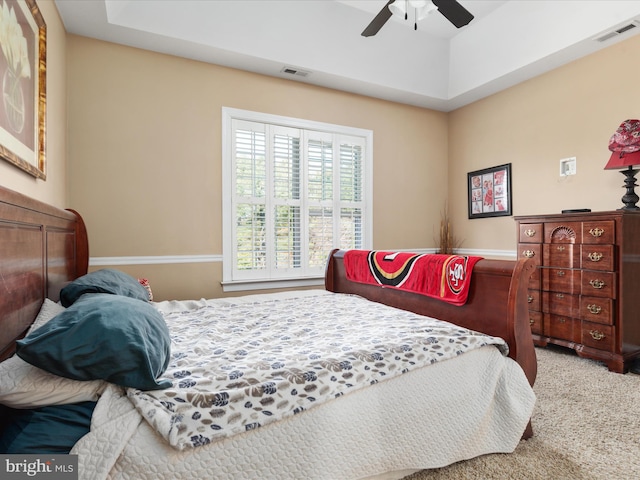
[{"left": 127, "top": 291, "right": 508, "bottom": 450}]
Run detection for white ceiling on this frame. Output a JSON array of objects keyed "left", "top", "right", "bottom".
[{"left": 54, "top": 0, "right": 640, "bottom": 112}]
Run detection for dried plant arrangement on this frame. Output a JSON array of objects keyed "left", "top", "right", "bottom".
[{"left": 436, "top": 204, "right": 462, "bottom": 254}]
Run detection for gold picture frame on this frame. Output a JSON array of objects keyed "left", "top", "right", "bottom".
[{"left": 0, "top": 0, "right": 46, "bottom": 179}]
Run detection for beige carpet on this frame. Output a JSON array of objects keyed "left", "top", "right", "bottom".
[{"left": 405, "top": 346, "right": 640, "bottom": 480}]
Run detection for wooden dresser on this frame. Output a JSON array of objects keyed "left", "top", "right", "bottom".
[{"left": 514, "top": 211, "right": 640, "bottom": 373}]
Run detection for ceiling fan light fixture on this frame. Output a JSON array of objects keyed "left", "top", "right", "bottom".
[
  {"left": 361, "top": 0, "right": 473, "bottom": 37},
  {"left": 389, "top": 0, "right": 437, "bottom": 22}
]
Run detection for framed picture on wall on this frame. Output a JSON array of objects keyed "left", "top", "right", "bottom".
[
  {"left": 0, "top": 0, "right": 46, "bottom": 179},
  {"left": 467, "top": 163, "right": 512, "bottom": 219}
]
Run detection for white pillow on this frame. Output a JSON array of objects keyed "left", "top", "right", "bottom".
[
  {"left": 0, "top": 299, "right": 107, "bottom": 408},
  {"left": 26, "top": 298, "right": 64, "bottom": 335}
]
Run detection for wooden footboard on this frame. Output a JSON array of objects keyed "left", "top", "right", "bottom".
[{"left": 325, "top": 249, "right": 537, "bottom": 387}]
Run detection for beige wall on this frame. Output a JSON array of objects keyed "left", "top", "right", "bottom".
[
  {"left": 448, "top": 34, "right": 640, "bottom": 254},
  {"left": 0, "top": 0, "right": 67, "bottom": 208},
  {"left": 66, "top": 35, "right": 448, "bottom": 300},
  {"left": 65, "top": 32, "right": 640, "bottom": 300}
]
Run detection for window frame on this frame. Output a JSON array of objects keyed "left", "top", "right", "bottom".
[{"left": 222, "top": 107, "right": 373, "bottom": 292}]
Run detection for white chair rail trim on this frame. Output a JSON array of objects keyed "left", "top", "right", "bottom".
[
  {"left": 90, "top": 249, "right": 516, "bottom": 268},
  {"left": 89, "top": 255, "right": 222, "bottom": 266}
]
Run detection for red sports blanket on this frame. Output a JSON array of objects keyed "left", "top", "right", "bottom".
[{"left": 343, "top": 250, "right": 483, "bottom": 306}]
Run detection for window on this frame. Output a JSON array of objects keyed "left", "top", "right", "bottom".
[{"left": 222, "top": 108, "right": 372, "bottom": 291}]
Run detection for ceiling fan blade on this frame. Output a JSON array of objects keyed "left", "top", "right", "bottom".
[
  {"left": 361, "top": 0, "right": 395, "bottom": 37},
  {"left": 432, "top": 0, "right": 474, "bottom": 28}
]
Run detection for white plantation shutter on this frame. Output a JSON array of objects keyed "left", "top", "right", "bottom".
[
  {"left": 224, "top": 109, "right": 372, "bottom": 289},
  {"left": 272, "top": 126, "right": 302, "bottom": 273},
  {"left": 339, "top": 138, "right": 364, "bottom": 250},
  {"left": 306, "top": 133, "right": 334, "bottom": 269},
  {"left": 233, "top": 120, "right": 268, "bottom": 276}
]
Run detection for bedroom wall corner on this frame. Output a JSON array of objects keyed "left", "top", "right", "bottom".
[{"left": 0, "top": 0, "right": 67, "bottom": 208}]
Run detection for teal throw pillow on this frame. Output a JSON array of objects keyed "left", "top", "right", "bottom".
[
  {"left": 60, "top": 268, "right": 150, "bottom": 307},
  {"left": 16, "top": 294, "right": 172, "bottom": 390}
]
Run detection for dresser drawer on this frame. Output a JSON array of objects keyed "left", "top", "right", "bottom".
[
  {"left": 582, "top": 221, "right": 615, "bottom": 245},
  {"left": 580, "top": 245, "right": 614, "bottom": 271},
  {"left": 518, "top": 243, "right": 541, "bottom": 289},
  {"left": 582, "top": 321, "right": 614, "bottom": 351},
  {"left": 529, "top": 310, "right": 543, "bottom": 335},
  {"left": 580, "top": 296, "right": 613, "bottom": 325},
  {"left": 545, "top": 222, "right": 581, "bottom": 243},
  {"left": 544, "top": 243, "right": 580, "bottom": 268},
  {"left": 581, "top": 270, "right": 616, "bottom": 299},
  {"left": 547, "top": 313, "right": 580, "bottom": 343},
  {"left": 527, "top": 289, "right": 540, "bottom": 311},
  {"left": 519, "top": 223, "right": 543, "bottom": 243},
  {"left": 542, "top": 291, "right": 579, "bottom": 317},
  {"left": 518, "top": 243, "right": 542, "bottom": 264},
  {"left": 542, "top": 267, "right": 581, "bottom": 294}
]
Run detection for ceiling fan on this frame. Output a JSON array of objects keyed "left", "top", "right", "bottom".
[{"left": 361, "top": 0, "right": 474, "bottom": 37}]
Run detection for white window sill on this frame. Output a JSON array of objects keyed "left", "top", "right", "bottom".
[{"left": 221, "top": 276, "right": 325, "bottom": 293}]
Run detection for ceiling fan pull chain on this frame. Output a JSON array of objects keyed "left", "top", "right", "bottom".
[
  {"left": 414, "top": 6, "right": 418, "bottom": 30},
  {"left": 405, "top": 0, "right": 408, "bottom": 20}
]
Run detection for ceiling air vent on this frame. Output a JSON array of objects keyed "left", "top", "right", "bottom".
[
  {"left": 280, "top": 67, "right": 311, "bottom": 78},
  {"left": 595, "top": 21, "right": 639, "bottom": 43}
]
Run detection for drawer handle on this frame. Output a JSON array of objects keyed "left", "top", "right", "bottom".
[
  {"left": 587, "top": 252, "right": 603, "bottom": 262},
  {"left": 556, "top": 245, "right": 565, "bottom": 251},
  {"left": 589, "top": 227, "right": 604, "bottom": 237},
  {"left": 558, "top": 318, "right": 566, "bottom": 324},
  {"left": 529, "top": 318, "right": 535, "bottom": 325},
  {"left": 556, "top": 293, "right": 564, "bottom": 299},
  {"left": 556, "top": 270, "right": 565, "bottom": 276},
  {"left": 527, "top": 295, "right": 533, "bottom": 303},
  {"left": 589, "top": 279, "right": 605, "bottom": 289},
  {"left": 523, "top": 250, "right": 535, "bottom": 258},
  {"left": 524, "top": 229, "right": 536, "bottom": 237},
  {"left": 587, "top": 304, "right": 602, "bottom": 315},
  {"left": 589, "top": 330, "right": 606, "bottom": 341}
]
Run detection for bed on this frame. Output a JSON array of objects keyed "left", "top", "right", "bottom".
[{"left": 0, "top": 184, "right": 537, "bottom": 480}]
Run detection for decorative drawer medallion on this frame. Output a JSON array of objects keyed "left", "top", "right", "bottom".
[
  {"left": 579, "top": 296, "right": 613, "bottom": 325},
  {"left": 581, "top": 270, "right": 615, "bottom": 299},
  {"left": 543, "top": 243, "right": 580, "bottom": 269},
  {"left": 542, "top": 267, "right": 581, "bottom": 295},
  {"left": 519, "top": 223, "right": 543, "bottom": 243},
  {"left": 582, "top": 221, "right": 615, "bottom": 244},
  {"left": 542, "top": 291, "right": 579, "bottom": 317},
  {"left": 581, "top": 321, "right": 614, "bottom": 351},
  {"left": 580, "top": 245, "right": 614, "bottom": 271},
  {"left": 546, "top": 313, "right": 580, "bottom": 343},
  {"left": 544, "top": 222, "right": 581, "bottom": 244}
]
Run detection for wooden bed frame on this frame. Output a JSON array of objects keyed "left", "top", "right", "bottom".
[
  {"left": 0, "top": 184, "right": 537, "bottom": 439},
  {"left": 326, "top": 249, "right": 538, "bottom": 384},
  {"left": 0, "top": 185, "right": 88, "bottom": 362}
]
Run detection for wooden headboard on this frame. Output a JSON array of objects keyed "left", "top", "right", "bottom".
[{"left": 0, "top": 185, "right": 89, "bottom": 361}]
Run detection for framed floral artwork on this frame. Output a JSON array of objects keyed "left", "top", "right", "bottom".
[
  {"left": 0, "top": 0, "right": 46, "bottom": 179},
  {"left": 467, "top": 163, "right": 512, "bottom": 219}
]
